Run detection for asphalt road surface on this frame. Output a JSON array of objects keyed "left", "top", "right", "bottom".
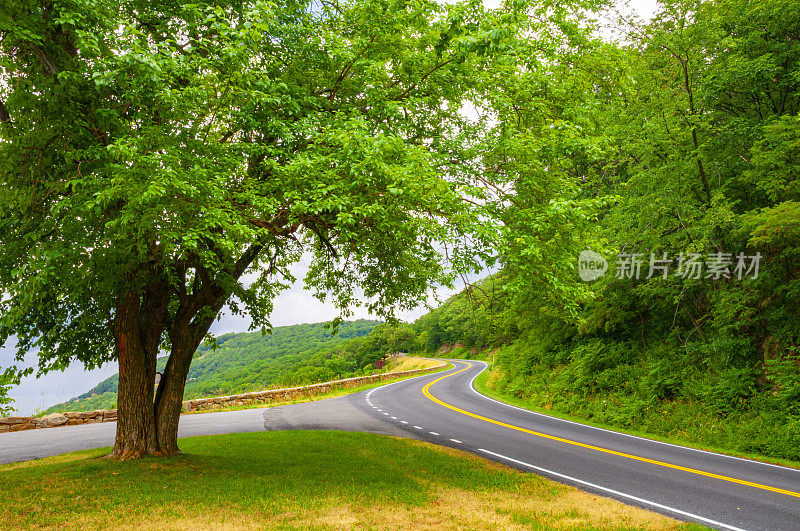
[
  {"left": 0, "top": 396, "right": 411, "bottom": 464},
  {"left": 360, "top": 360, "right": 800, "bottom": 531},
  {"left": 2, "top": 360, "right": 798, "bottom": 530}
]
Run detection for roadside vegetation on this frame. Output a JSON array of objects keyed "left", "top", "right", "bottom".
[
  {"left": 472, "top": 359, "right": 800, "bottom": 471},
  {"left": 410, "top": 272, "right": 800, "bottom": 465},
  {"left": 0, "top": 431, "right": 704, "bottom": 530}
]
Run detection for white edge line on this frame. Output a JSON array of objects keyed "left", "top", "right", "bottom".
[
  {"left": 479, "top": 449, "right": 747, "bottom": 531},
  {"left": 466, "top": 360, "right": 800, "bottom": 475}
]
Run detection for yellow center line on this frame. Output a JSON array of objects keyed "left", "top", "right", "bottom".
[{"left": 422, "top": 361, "right": 800, "bottom": 499}]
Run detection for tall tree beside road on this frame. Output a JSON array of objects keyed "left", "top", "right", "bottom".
[{"left": 0, "top": 0, "right": 524, "bottom": 457}]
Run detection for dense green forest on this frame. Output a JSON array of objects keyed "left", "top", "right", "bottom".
[
  {"left": 45, "top": 320, "right": 418, "bottom": 413},
  {"left": 410, "top": 0, "right": 800, "bottom": 462}
]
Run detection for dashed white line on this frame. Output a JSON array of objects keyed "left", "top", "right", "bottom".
[
  {"left": 450, "top": 439, "right": 462, "bottom": 444},
  {"left": 478, "top": 449, "right": 746, "bottom": 531},
  {"left": 413, "top": 426, "right": 423, "bottom": 430},
  {"left": 382, "top": 412, "right": 389, "bottom": 415},
  {"left": 391, "top": 416, "right": 397, "bottom": 420},
  {"left": 429, "top": 432, "right": 440, "bottom": 436},
  {"left": 401, "top": 421, "right": 408, "bottom": 424}
]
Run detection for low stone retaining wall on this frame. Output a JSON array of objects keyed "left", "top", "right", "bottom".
[
  {"left": 0, "top": 409, "right": 117, "bottom": 433},
  {"left": 0, "top": 361, "right": 446, "bottom": 433},
  {"left": 181, "top": 363, "right": 445, "bottom": 413}
]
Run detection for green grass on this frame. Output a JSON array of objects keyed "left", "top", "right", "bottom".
[
  {"left": 0, "top": 431, "right": 705, "bottom": 530},
  {"left": 473, "top": 363, "right": 800, "bottom": 471}
]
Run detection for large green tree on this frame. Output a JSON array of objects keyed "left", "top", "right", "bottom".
[{"left": 0, "top": 0, "right": 511, "bottom": 457}]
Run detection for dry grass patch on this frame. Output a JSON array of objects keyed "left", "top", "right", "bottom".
[
  {"left": 388, "top": 356, "right": 446, "bottom": 372},
  {"left": 274, "top": 485, "right": 687, "bottom": 530}
]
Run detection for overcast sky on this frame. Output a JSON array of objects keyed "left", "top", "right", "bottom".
[{"left": 1, "top": 0, "right": 660, "bottom": 416}]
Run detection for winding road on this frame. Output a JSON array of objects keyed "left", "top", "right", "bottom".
[
  {"left": 2, "top": 359, "right": 799, "bottom": 530},
  {"left": 360, "top": 360, "right": 800, "bottom": 531}
]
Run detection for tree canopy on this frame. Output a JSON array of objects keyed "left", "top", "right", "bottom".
[
  {"left": 0, "top": 0, "right": 522, "bottom": 456},
  {"left": 412, "top": 0, "right": 800, "bottom": 462},
  {"left": 0, "top": 0, "right": 497, "bottom": 374}
]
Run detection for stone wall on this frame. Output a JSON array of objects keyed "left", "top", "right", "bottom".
[
  {"left": 0, "top": 409, "right": 117, "bottom": 433},
  {"left": 0, "top": 361, "right": 445, "bottom": 433},
  {"left": 181, "top": 363, "right": 445, "bottom": 412}
]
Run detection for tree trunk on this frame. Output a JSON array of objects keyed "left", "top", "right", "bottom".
[
  {"left": 152, "top": 303, "right": 225, "bottom": 454},
  {"left": 111, "top": 251, "right": 253, "bottom": 457},
  {"left": 153, "top": 338, "right": 195, "bottom": 454},
  {"left": 112, "top": 285, "right": 169, "bottom": 459},
  {"left": 112, "top": 290, "right": 160, "bottom": 458}
]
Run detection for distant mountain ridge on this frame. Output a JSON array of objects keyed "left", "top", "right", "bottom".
[{"left": 45, "top": 320, "right": 381, "bottom": 414}]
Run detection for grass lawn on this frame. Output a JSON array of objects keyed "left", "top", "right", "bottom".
[{"left": 0, "top": 431, "right": 705, "bottom": 530}]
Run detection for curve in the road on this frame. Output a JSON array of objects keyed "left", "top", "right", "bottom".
[
  {"left": 423, "top": 362, "right": 800, "bottom": 499},
  {"left": 363, "top": 359, "right": 800, "bottom": 531},
  {"left": 3, "top": 357, "right": 799, "bottom": 530}
]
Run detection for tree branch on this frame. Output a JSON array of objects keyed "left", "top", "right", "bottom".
[
  {"left": 305, "top": 220, "right": 338, "bottom": 258},
  {"left": 0, "top": 98, "right": 13, "bottom": 132}
]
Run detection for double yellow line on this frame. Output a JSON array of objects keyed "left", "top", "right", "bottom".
[{"left": 422, "top": 362, "right": 800, "bottom": 499}]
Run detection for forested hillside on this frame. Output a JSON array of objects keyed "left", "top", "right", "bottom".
[
  {"left": 412, "top": 0, "right": 800, "bottom": 462},
  {"left": 46, "top": 320, "right": 389, "bottom": 413}
]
